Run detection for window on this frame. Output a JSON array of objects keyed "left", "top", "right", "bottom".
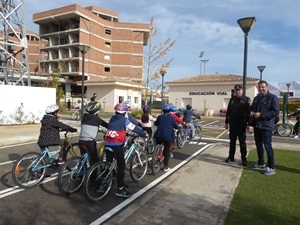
[
  {"left": 105, "top": 42, "right": 111, "bottom": 48},
  {"left": 105, "top": 29, "right": 111, "bottom": 35},
  {"left": 104, "top": 67, "right": 110, "bottom": 72},
  {"left": 104, "top": 54, "right": 110, "bottom": 60}
]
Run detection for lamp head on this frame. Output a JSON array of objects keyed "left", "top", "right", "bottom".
[{"left": 237, "top": 17, "right": 256, "bottom": 35}]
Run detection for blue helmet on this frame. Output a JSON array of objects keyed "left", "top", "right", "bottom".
[
  {"left": 162, "top": 104, "right": 170, "bottom": 112},
  {"left": 114, "top": 103, "right": 128, "bottom": 113},
  {"left": 170, "top": 106, "right": 177, "bottom": 112}
]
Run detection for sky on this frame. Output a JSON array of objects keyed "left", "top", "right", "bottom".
[{"left": 22, "top": 0, "right": 300, "bottom": 85}]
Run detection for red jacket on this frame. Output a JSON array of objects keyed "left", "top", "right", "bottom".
[{"left": 169, "top": 113, "right": 185, "bottom": 125}]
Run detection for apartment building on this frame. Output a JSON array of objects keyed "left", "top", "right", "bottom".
[{"left": 32, "top": 4, "right": 149, "bottom": 109}]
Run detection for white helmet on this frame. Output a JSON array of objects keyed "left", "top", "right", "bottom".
[{"left": 45, "top": 104, "right": 59, "bottom": 114}]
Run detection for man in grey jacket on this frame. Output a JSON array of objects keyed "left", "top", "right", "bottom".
[{"left": 250, "top": 80, "right": 279, "bottom": 175}]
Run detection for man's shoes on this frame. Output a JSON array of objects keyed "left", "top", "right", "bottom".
[
  {"left": 294, "top": 135, "right": 299, "bottom": 139},
  {"left": 116, "top": 187, "right": 131, "bottom": 198},
  {"left": 225, "top": 157, "right": 234, "bottom": 163},
  {"left": 250, "top": 164, "right": 266, "bottom": 170},
  {"left": 242, "top": 161, "right": 247, "bottom": 166},
  {"left": 264, "top": 167, "right": 276, "bottom": 175}
]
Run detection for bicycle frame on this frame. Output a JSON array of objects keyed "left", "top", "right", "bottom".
[{"left": 32, "top": 147, "right": 59, "bottom": 171}]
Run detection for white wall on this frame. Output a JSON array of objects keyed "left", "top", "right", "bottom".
[{"left": 0, "top": 85, "right": 56, "bottom": 124}]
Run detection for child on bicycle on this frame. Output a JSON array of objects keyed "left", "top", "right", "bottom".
[
  {"left": 169, "top": 105, "right": 185, "bottom": 154},
  {"left": 182, "top": 104, "right": 201, "bottom": 138},
  {"left": 288, "top": 106, "right": 300, "bottom": 138},
  {"left": 37, "top": 104, "right": 77, "bottom": 164},
  {"left": 140, "top": 105, "right": 156, "bottom": 137},
  {"left": 105, "top": 103, "right": 147, "bottom": 198},
  {"left": 154, "top": 104, "right": 180, "bottom": 172},
  {"left": 78, "top": 101, "right": 108, "bottom": 165}
]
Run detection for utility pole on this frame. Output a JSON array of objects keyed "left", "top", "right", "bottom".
[
  {"left": 199, "top": 51, "right": 204, "bottom": 75},
  {"left": 201, "top": 59, "right": 209, "bottom": 75}
]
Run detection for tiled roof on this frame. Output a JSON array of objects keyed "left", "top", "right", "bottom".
[
  {"left": 167, "top": 74, "right": 259, "bottom": 83},
  {"left": 84, "top": 76, "right": 143, "bottom": 86}
]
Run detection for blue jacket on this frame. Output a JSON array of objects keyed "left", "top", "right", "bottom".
[
  {"left": 183, "top": 110, "right": 200, "bottom": 123},
  {"left": 154, "top": 113, "right": 179, "bottom": 141},
  {"left": 251, "top": 91, "right": 279, "bottom": 130}
]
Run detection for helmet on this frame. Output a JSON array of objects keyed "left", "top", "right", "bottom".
[
  {"left": 170, "top": 106, "right": 177, "bottom": 112},
  {"left": 162, "top": 104, "right": 170, "bottom": 112},
  {"left": 114, "top": 103, "right": 128, "bottom": 114},
  {"left": 142, "top": 105, "right": 150, "bottom": 113},
  {"left": 45, "top": 104, "right": 59, "bottom": 114},
  {"left": 85, "top": 101, "right": 101, "bottom": 114},
  {"left": 186, "top": 104, "right": 192, "bottom": 110}
]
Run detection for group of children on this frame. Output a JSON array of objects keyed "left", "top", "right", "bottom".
[{"left": 37, "top": 101, "right": 200, "bottom": 198}]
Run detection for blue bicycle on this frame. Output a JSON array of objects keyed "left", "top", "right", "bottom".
[
  {"left": 177, "top": 118, "right": 202, "bottom": 148},
  {"left": 12, "top": 147, "right": 61, "bottom": 189}
]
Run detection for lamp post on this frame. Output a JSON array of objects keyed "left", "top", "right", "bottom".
[
  {"left": 257, "top": 65, "right": 266, "bottom": 81},
  {"left": 160, "top": 69, "right": 166, "bottom": 114},
  {"left": 201, "top": 59, "right": 209, "bottom": 75},
  {"left": 78, "top": 44, "right": 91, "bottom": 120},
  {"left": 237, "top": 17, "right": 256, "bottom": 95},
  {"left": 286, "top": 83, "right": 291, "bottom": 115}
]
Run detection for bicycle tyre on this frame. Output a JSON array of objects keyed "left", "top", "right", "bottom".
[
  {"left": 130, "top": 149, "right": 148, "bottom": 183},
  {"left": 194, "top": 126, "right": 202, "bottom": 142},
  {"left": 12, "top": 152, "right": 46, "bottom": 189},
  {"left": 68, "top": 143, "right": 81, "bottom": 157},
  {"left": 70, "top": 111, "right": 78, "bottom": 120},
  {"left": 58, "top": 156, "right": 86, "bottom": 195},
  {"left": 277, "top": 123, "right": 293, "bottom": 137},
  {"left": 83, "top": 161, "right": 113, "bottom": 202},
  {"left": 176, "top": 129, "right": 185, "bottom": 149},
  {"left": 147, "top": 138, "right": 155, "bottom": 154},
  {"left": 151, "top": 145, "right": 163, "bottom": 175}
]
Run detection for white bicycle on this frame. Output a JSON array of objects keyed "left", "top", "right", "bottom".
[{"left": 276, "top": 119, "right": 295, "bottom": 137}]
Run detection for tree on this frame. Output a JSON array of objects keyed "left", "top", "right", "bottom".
[{"left": 143, "top": 17, "right": 175, "bottom": 105}]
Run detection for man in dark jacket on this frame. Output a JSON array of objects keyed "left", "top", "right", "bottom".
[
  {"left": 250, "top": 80, "right": 279, "bottom": 175},
  {"left": 225, "top": 84, "right": 251, "bottom": 166}
]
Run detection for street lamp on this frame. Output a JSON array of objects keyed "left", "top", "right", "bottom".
[
  {"left": 78, "top": 44, "right": 91, "bottom": 120},
  {"left": 286, "top": 83, "right": 291, "bottom": 115},
  {"left": 160, "top": 69, "right": 167, "bottom": 114},
  {"left": 201, "top": 59, "right": 209, "bottom": 75},
  {"left": 257, "top": 65, "right": 266, "bottom": 81},
  {"left": 237, "top": 17, "right": 256, "bottom": 95},
  {"left": 199, "top": 51, "right": 204, "bottom": 75}
]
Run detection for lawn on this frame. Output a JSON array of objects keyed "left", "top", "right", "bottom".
[{"left": 225, "top": 149, "right": 300, "bottom": 225}]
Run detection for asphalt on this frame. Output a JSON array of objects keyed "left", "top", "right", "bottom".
[{"left": 0, "top": 117, "right": 298, "bottom": 225}]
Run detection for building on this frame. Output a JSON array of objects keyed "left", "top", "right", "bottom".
[
  {"left": 31, "top": 4, "right": 149, "bottom": 110},
  {"left": 166, "top": 74, "right": 260, "bottom": 115}
]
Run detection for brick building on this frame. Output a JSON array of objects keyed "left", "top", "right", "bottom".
[{"left": 32, "top": 4, "right": 149, "bottom": 109}]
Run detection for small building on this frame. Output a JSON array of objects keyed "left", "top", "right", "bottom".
[{"left": 166, "top": 74, "right": 260, "bottom": 116}]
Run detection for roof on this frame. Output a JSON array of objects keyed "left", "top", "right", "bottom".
[{"left": 166, "top": 74, "right": 259, "bottom": 84}]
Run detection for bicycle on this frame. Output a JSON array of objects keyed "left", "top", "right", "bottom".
[
  {"left": 177, "top": 118, "right": 202, "bottom": 148},
  {"left": 61, "top": 132, "right": 81, "bottom": 159},
  {"left": 151, "top": 143, "right": 164, "bottom": 175},
  {"left": 12, "top": 131, "right": 78, "bottom": 189},
  {"left": 70, "top": 109, "right": 81, "bottom": 120},
  {"left": 277, "top": 119, "right": 295, "bottom": 137},
  {"left": 57, "top": 128, "right": 107, "bottom": 195},
  {"left": 82, "top": 133, "right": 148, "bottom": 202}
]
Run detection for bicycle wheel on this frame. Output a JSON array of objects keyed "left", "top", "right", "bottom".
[
  {"left": 58, "top": 156, "right": 86, "bottom": 195},
  {"left": 151, "top": 145, "right": 163, "bottom": 175},
  {"left": 12, "top": 152, "right": 46, "bottom": 189},
  {"left": 68, "top": 143, "right": 81, "bottom": 157},
  {"left": 277, "top": 123, "right": 293, "bottom": 137},
  {"left": 97, "top": 141, "right": 106, "bottom": 161},
  {"left": 147, "top": 138, "right": 155, "bottom": 154},
  {"left": 70, "top": 111, "right": 78, "bottom": 120},
  {"left": 130, "top": 149, "right": 148, "bottom": 183},
  {"left": 176, "top": 129, "right": 186, "bottom": 149},
  {"left": 83, "top": 161, "right": 113, "bottom": 202},
  {"left": 194, "top": 126, "right": 202, "bottom": 142}
]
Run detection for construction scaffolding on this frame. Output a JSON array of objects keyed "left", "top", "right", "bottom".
[{"left": 0, "top": 0, "right": 30, "bottom": 85}]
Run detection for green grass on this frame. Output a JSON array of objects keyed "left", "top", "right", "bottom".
[{"left": 225, "top": 149, "right": 300, "bottom": 225}]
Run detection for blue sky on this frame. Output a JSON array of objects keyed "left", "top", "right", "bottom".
[{"left": 24, "top": 0, "right": 300, "bottom": 84}]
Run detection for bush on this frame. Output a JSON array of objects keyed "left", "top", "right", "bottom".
[{"left": 130, "top": 108, "right": 143, "bottom": 119}]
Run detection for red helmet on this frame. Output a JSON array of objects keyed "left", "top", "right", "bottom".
[{"left": 114, "top": 103, "right": 128, "bottom": 113}]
